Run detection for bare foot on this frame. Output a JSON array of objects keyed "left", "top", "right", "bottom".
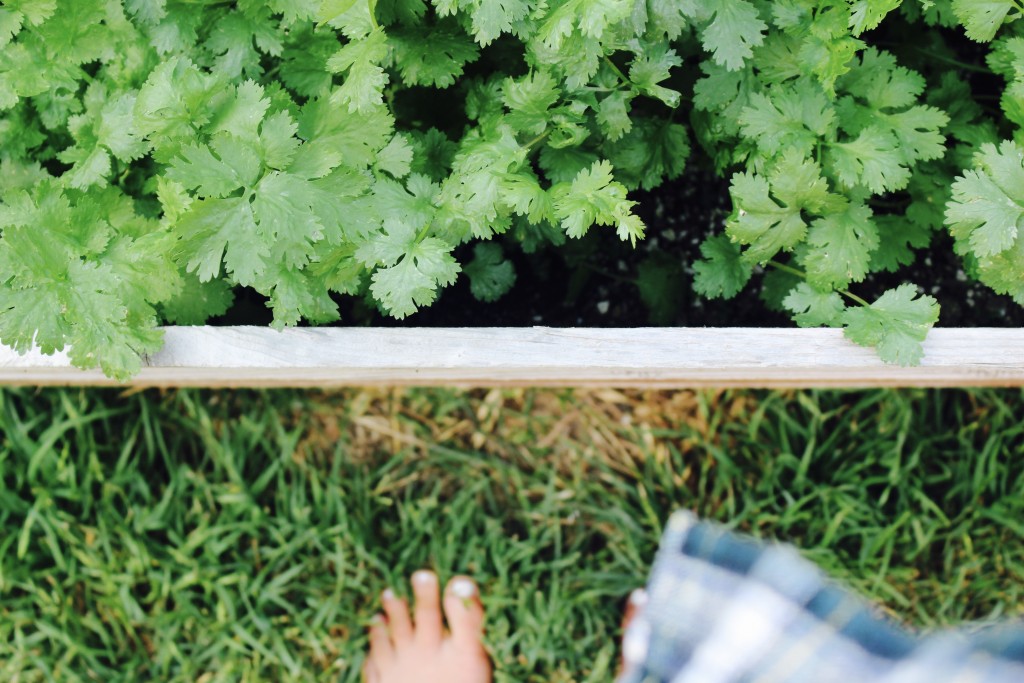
[{"left": 363, "top": 570, "right": 492, "bottom": 683}]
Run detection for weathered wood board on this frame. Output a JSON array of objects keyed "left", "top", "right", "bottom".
[{"left": 0, "top": 327, "right": 1022, "bottom": 388}]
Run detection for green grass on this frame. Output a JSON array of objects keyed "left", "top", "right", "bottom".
[{"left": 1, "top": 388, "right": 1023, "bottom": 682}]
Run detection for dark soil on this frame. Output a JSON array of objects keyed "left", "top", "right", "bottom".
[{"left": 216, "top": 163, "right": 1024, "bottom": 330}]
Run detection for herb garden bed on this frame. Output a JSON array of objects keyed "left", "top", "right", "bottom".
[{"left": 4, "top": 2, "right": 1024, "bottom": 388}]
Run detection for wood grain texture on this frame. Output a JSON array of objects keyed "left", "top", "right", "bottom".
[{"left": 1, "top": 327, "right": 1022, "bottom": 388}]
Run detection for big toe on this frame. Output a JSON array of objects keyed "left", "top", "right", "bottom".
[{"left": 443, "top": 576, "right": 485, "bottom": 648}]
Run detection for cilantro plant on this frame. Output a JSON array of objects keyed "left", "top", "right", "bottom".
[
  {"left": 0, "top": 0, "right": 1021, "bottom": 379},
  {"left": 690, "top": 0, "right": 1024, "bottom": 366}
]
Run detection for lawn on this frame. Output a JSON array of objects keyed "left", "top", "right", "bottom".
[{"left": 1, "top": 387, "right": 1023, "bottom": 682}]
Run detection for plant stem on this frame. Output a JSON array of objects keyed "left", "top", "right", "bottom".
[
  {"left": 913, "top": 48, "right": 990, "bottom": 74},
  {"left": 367, "top": 0, "right": 379, "bottom": 30},
  {"left": 583, "top": 263, "right": 634, "bottom": 284},
  {"left": 414, "top": 222, "right": 432, "bottom": 244},
  {"left": 766, "top": 260, "right": 871, "bottom": 308},
  {"left": 839, "top": 289, "right": 871, "bottom": 307},
  {"left": 603, "top": 56, "right": 632, "bottom": 89},
  {"left": 767, "top": 260, "right": 805, "bottom": 280},
  {"left": 524, "top": 131, "right": 550, "bottom": 151}
]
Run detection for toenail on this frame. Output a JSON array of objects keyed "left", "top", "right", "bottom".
[
  {"left": 451, "top": 578, "right": 476, "bottom": 599},
  {"left": 382, "top": 588, "right": 395, "bottom": 601},
  {"left": 413, "top": 570, "right": 436, "bottom": 585},
  {"left": 629, "top": 589, "right": 648, "bottom": 608}
]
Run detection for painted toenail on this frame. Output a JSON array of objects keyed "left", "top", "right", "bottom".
[
  {"left": 413, "top": 570, "right": 436, "bottom": 585},
  {"left": 451, "top": 578, "right": 476, "bottom": 599},
  {"left": 382, "top": 588, "right": 395, "bottom": 601},
  {"left": 629, "top": 588, "right": 648, "bottom": 608}
]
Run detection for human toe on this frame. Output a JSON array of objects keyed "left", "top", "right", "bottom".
[
  {"left": 411, "top": 570, "right": 443, "bottom": 648},
  {"left": 381, "top": 588, "right": 413, "bottom": 645},
  {"left": 367, "top": 614, "right": 394, "bottom": 668},
  {"left": 443, "top": 576, "right": 485, "bottom": 647}
]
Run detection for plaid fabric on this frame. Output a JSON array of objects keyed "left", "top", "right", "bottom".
[{"left": 618, "top": 510, "right": 1024, "bottom": 683}]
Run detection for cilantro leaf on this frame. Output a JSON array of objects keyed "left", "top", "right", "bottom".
[
  {"left": 469, "top": 0, "right": 533, "bottom": 46},
  {"left": 692, "top": 234, "right": 753, "bottom": 299},
  {"left": 840, "top": 283, "right": 939, "bottom": 366},
  {"left": 827, "top": 126, "right": 909, "bottom": 193},
  {"left": 409, "top": 128, "right": 457, "bottom": 181},
  {"left": 297, "top": 96, "right": 395, "bottom": 169},
  {"left": 437, "top": 124, "right": 526, "bottom": 240},
  {"left": 134, "top": 57, "right": 221, "bottom": 162},
  {"left": 802, "top": 200, "right": 879, "bottom": 289},
  {"left": 727, "top": 151, "right": 831, "bottom": 264},
  {"left": 605, "top": 118, "right": 690, "bottom": 191},
  {"left": 327, "top": 27, "right": 390, "bottom": 113},
  {"left": 0, "top": 182, "right": 170, "bottom": 380},
  {"left": 259, "top": 110, "right": 302, "bottom": 170},
  {"left": 685, "top": 0, "right": 768, "bottom": 71},
  {"left": 972, "top": 239, "right": 1024, "bottom": 304},
  {"left": 839, "top": 48, "right": 924, "bottom": 110},
  {"left": 206, "top": 6, "right": 283, "bottom": 79},
  {"left": 738, "top": 80, "right": 836, "bottom": 159},
  {"left": 646, "top": 0, "right": 689, "bottom": 40},
  {"left": 464, "top": 242, "right": 516, "bottom": 302},
  {"left": 504, "top": 172, "right": 554, "bottom": 225},
  {"left": 783, "top": 282, "right": 845, "bottom": 327},
  {"left": 503, "top": 70, "right": 562, "bottom": 136},
  {"left": 356, "top": 221, "right": 460, "bottom": 318},
  {"left": 551, "top": 160, "right": 645, "bottom": 245},
  {"left": 174, "top": 197, "right": 269, "bottom": 286},
  {"left": 628, "top": 43, "right": 683, "bottom": 107},
  {"left": 376, "top": 133, "right": 414, "bottom": 178},
  {"left": 871, "top": 215, "right": 933, "bottom": 272},
  {"left": 597, "top": 90, "right": 633, "bottom": 141},
  {"left": 946, "top": 140, "right": 1024, "bottom": 257},
  {"left": 211, "top": 81, "right": 272, "bottom": 141},
  {"left": 167, "top": 134, "right": 262, "bottom": 199},
  {"left": 252, "top": 172, "right": 334, "bottom": 270},
  {"left": 0, "top": 9, "right": 24, "bottom": 48},
  {"left": 280, "top": 29, "right": 339, "bottom": 97},
  {"left": 58, "top": 85, "right": 149, "bottom": 190},
  {"left": 389, "top": 24, "right": 479, "bottom": 88},
  {"left": 534, "top": 0, "right": 629, "bottom": 52},
  {"left": 849, "top": 0, "right": 901, "bottom": 35},
  {"left": 637, "top": 252, "right": 685, "bottom": 324},
  {"left": 952, "top": 0, "right": 1019, "bottom": 41},
  {"left": 161, "top": 275, "right": 234, "bottom": 325},
  {"left": 318, "top": 0, "right": 359, "bottom": 26}
]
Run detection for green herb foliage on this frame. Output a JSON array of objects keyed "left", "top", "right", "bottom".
[
  {"left": 0, "top": 0, "right": 1023, "bottom": 377},
  {"left": 689, "top": 0, "right": 1023, "bottom": 364}
]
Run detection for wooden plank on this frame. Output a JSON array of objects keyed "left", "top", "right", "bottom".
[{"left": 0, "top": 326, "right": 1022, "bottom": 388}]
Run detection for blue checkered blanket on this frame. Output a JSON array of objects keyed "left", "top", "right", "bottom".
[{"left": 618, "top": 510, "right": 1024, "bottom": 683}]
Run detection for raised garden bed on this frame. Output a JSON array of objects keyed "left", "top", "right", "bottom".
[
  {"left": 3, "top": 3, "right": 1024, "bottom": 388},
  {"left": 3, "top": 327, "right": 1023, "bottom": 388}
]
